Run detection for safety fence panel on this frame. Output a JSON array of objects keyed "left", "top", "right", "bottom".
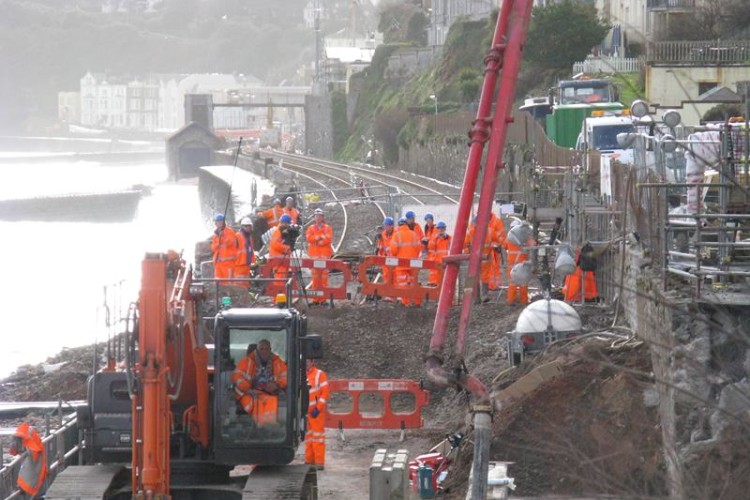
[
  {"left": 259, "top": 257, "right": 352, "bottom": 300},
  {"left": 325, "top": 379, "right": 429, "bottom": 430},
  {"left": 358, "top": 256, "right": 441, "bottom": 303}
]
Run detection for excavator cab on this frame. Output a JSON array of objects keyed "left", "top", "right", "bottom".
[{"left": 212, "top": 307, "right": 320, "bottom": 466}]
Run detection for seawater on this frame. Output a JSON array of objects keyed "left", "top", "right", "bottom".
[{"left": 0, "top": 143, "right": 272, "bottom": 379}]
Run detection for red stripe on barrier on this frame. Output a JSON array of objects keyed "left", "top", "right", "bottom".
[
  {"left": 358, "top": 256, "right": 441, "bottom": 302},
  {"left": 324, "top": 379, "right": 430, "bottom": 430},
  {"left": 259, "top": 257, "right": 352, "bottom": 300}
]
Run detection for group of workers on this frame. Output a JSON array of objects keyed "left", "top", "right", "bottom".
[
  {"left": 374, "top": 209, "right": 598, "bottom": 306},
  {"left": 375, "top": 211, "right": 451, "bottom": 306},
  {"left": 374, "top": 210, "right": 537, "bottom": 306},
  {"left": 213, "top": 196, "right": 596, "bottom": 305},
  {"left": 231, "top": 338, "right": 329, "bottom": 470},
  {"left": 264, "top": 205, "right": 334, "bottom": 305},
  {"left": 211, "top": 213, "right": 257, "bottom": 286},
  {"left": 211, "top": 196, "right": 334, "bottom": 303}
]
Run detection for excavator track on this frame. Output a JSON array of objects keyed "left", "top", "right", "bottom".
[
  {"left": 242, "top": 464, "right": 317, "bottom": 499},
  {"left": 45, "top": 464, "right": 128, "bottom": 500}
]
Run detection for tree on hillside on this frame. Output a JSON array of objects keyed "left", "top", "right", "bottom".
[
  {"left": 525, "top": 0, "right": 610, "bottom": 71},
  {"left": 378, "top": 1, "right": 425, "bottom": 44}
]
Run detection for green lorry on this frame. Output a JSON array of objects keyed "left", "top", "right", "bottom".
[{"left": 544, "top": 79, "right": 624, "bottom": 148}]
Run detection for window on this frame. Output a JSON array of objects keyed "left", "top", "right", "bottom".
[
  {"left": 228, "top": 328, "right": 287, "bottom": 366},
  {"left": 217, "top": 327, "right": 289, "bottom": 444},
  {"left": 698, "top": 81, "right": 718, "bottom": 96}
]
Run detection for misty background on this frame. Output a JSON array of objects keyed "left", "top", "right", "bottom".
[{"left": 0, "top": 0, "right": 380, "bottom": 134}]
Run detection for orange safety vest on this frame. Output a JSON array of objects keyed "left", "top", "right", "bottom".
[
  {"left": 269, "top": 226, "right": 291, "bottom": 258},
  {"left": 428, "top": 233, "right": 451, "bottom": 262},
  {"left": 390, "top": 225, "right": 422, "bottom": 259},
  {"left": 211, "top": 226, "right": 239, "bottom": 263},
  {"left": 490, "top": 214, "right": 507, "bottom": 246},
  {"left": 306, "top": 365, "right": 329, "bottom": 413},
  {"left": 408, "top": 222, "right": 425, "bottom": 241},
  {"left": 283, "top": 207, "right": 301, "bottom": 225},
  {"left": 306, "top": 222, "right": 333, "bottom": 259},
  {"left": 234, "top": 230, "right": 256, "bottom": 281},
  {"left": 305, "top": 364, "right": 328, "bottom": 466},
  {"left": 261, "top": 205, "right": 284, "bottom": 227},
  {"left": 376, "top": 229, "right": 394, "bottom": 256},
  {"left": 9, "top": 423, "right": 48, "bottom": 497},
  {"left": 464, "top": 223, "right": 495, "bottom": 257},
  {"left": 231, "top": 352, "right": 288, "bottom": 425},
  {"left": 504, "top": 240, "right": 527, "bottom": 266}
]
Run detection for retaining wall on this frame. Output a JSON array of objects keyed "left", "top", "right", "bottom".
[{"left": 618, "top": 247, "right": 750, "bottom": 499}]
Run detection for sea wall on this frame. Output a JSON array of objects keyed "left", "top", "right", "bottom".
[{"left": 617, "top": 247, "right": 750, "bottom": 499}]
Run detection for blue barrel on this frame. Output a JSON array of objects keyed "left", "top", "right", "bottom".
[{"left": 418, "top": 465, "right": 435, "bottom": 498}]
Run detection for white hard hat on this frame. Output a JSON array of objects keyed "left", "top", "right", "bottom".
[
  {"left": 314, "top": 208, "right": 324, "bottom": 215},
  {"left": 240, "top": 217, "right": 253, "bottom": 226}
]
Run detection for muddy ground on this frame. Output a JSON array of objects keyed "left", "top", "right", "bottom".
[{"left": 1, "top": 298, "right": 674, "bottom": 498}]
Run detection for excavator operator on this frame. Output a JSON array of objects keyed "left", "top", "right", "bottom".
[{"left": 232, "top": 339, "right": 288, "bottom": 426}]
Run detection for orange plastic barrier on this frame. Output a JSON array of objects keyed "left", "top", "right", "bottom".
[
  {"left": 358, "top": 256, "right": 441, "bottom": 302},
  {"left": 325, "top": 379, "right": 430, "bottom": 431},
  {"left": 259, "top": 257, "right": 352, "bottom": 300}
]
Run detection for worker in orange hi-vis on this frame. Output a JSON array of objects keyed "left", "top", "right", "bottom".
[
  {"left": 505, "top": 220, "right": 533, "bottom": 305},
  {"left": 464, "top": 215, "right": 497, "bottom": 302},
  {"left": 231, "top": 339, "right": 288, "bottom": 426},
  {"left": 257, "top": 198, "right": 284, "bottom": 227},
  {"left": 269, "top": 214, "right": 294, "bottom": 280},
  {"left": 405, "top": 210, "right": 425, "bottom": 241},
  {"left": 489, "top": 212, "right": 507, "bottom": 291},
  {"left": 9, "top": 422, "right": 48, "bottom": 497},
  {"left": 421, "top": 213, "right": 436, "bottom": 258},
  {"left": 305, "top": 208, "right": 334, "bottom": 304},
  {"left": 427, "top": 221, "right": 451, "bottom": 287},
  {"left": 211, "top": 214, "right": 239, "bottom": 284},
  {"left": 234, "top": 217, "right": 256, "bottom": 288},
  {"left": 375, "top": 217, "right": 396, "bottom": 288},
  {"left": 305, "top": 359, "right": 329, "bottom": 470},
  {"left": 390, "top": 217, "right": 423, "bottom": 306},
  {"left": 282, "top": 196, "right": 301, "bottom": 225},
  {"left": 563, "top": 242, "right": 599, "bottom": 302}
]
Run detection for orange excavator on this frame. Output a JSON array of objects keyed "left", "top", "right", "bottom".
[{"left": 46, "top": 251, "right": 322, "bottom": 499}]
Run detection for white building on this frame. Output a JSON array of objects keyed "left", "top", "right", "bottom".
[{"left": 74, "top": 72, "right": 263, "bottom": 132}]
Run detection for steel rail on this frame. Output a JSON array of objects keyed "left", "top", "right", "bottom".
[
  {"left": 274, "top": 155, "right": 388, "bottom": 222},
  {"left": 266, "top": 158, "right": 350, "bottom": 254},
  {"left": 269, "top": 151, "right": 459, "bottom": 206},
  {"left": 271, "top": 152, "right": 425, "bottom": 205}
]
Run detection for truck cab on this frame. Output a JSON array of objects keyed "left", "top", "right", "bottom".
[{"left": 576, "top": 114, "right": 635, "bottom": 164}]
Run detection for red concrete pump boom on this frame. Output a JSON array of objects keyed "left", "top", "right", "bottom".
[{"left": 426, "top": 0, "right": 533, "bottom": 399}]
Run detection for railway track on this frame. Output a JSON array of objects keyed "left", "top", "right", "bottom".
[{"left": 266, "top": 151, "right": 460, "bottom": 207}]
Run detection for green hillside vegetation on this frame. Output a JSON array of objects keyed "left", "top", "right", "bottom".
[{"left": 337, "top": 2, "right": 625, "bottom": 164}]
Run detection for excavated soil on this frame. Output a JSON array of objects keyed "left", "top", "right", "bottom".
[{"left": 2, "top": 299, "right": 672, "bottom": 499}]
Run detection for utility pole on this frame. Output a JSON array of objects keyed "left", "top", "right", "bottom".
[{"left": 314, "top": 0, "right": 321, "bottom": 82}]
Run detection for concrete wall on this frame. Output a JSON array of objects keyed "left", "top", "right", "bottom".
[
  {"left": 617, "top": 246, "right": 750, "bottom": 499},
  {"left": 305, "top": 94, "right": 334, "bottom": 159},
  {"left": 385, "top": 47, "right": 442, "bottom": 83}
]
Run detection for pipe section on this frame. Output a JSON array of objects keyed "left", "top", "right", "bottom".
[{"left": 465, "top": 412, "right": 492, "bottom": 500}]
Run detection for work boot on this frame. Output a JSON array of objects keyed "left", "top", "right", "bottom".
[{"left": 480, "top": 283, "right": 490, "bottom": 303}]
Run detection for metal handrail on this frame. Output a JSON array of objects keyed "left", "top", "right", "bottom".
[{"left": 0, "top": 411, "right": 79, "bottom": 500}]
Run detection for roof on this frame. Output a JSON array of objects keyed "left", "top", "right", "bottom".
[
  {"left": 324, "top": 46, "right": 376, "bottom": 64},
  {"left": 697, "top": 85, "right": 742, "bottom": 103}
]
